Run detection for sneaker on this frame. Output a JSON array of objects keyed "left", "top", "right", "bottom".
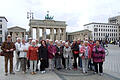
[
  {"left": 10, "top": 72, "right": 15, "bottom": 75},
  {"left": 94, "top": 72, "right": 98, "bottom": 74},
  {"left": 100, "top": 73, "right": 103, "bottom": 76},
  {"left": 5, "top": 73, "right": 8, "bottom": 76},
  {"left": 41, "top": 71, "right": 44, "bottom": 74},
  {"left": 16, "top": 69, "right": 20, "bottom": 72},
  {"left": 22, "top": 71, "right": 26, "bottom": 74}
]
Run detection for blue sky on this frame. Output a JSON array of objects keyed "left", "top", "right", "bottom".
[{"left": 0, "top": 0, "right": 120, "bottom": 33}]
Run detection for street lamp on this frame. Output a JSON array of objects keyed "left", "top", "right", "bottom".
[{"left": 27, "top": 10, "right": 34, "bottom": 38}]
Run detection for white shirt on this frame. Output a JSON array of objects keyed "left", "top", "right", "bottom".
[
  {"left": 19, "top": 43, "right": 29, "bottom": 58},
  {"left": 15, "top": 42, "right": 21, "bottom": 52}
]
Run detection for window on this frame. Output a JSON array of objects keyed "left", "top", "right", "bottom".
[
  {"left": 0, "top": 37, "right": 2, "bottom": 43},
  {"left": 96, "top": 33, "right": 98, "bottom": 36},
  {"left": 94, "top": 28, "right": 98, "bottom": 32},
  {"left": 99, "top": 29, "right": 100, "bottom": 31},
  {"left": 0, "top": 20, "right": 2, "bottom": 22},
  {"left": 0, "top": 24, "right": 2, "bottom": 28},
  {"left": 0, "top": 30, "right": 2, "bottom": 34},
  {"left": 99, "top": 33, "right": 100, "bottom": 36}
]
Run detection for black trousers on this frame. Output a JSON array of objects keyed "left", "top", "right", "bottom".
[
  {"left": 40, "top": 59, "right": 47, "bottom": 71},
  {"left": 94, "top": 62, "right": 103, "bottom": 73},
  {"left": 88, "top": 59, "right": 92, "bottom": 70},
  {"left": 62, "top": 56, "right": 66, "bottom": 68},
  {"left": 27, "top": 60, "right": 30, "bottom": 69},
  {"left": 73, "top": 54, "right": 79, "bottom": 68}
]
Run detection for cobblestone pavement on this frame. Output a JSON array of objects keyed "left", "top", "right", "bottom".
[
  {"left": 0, "top": 44, "right": 120, "bottom": 80},
  {"left": 104, "top": 44, "right": 120, "bottom": 78},
  {"left": 0, "top": 56, "right": 61, "bottom": 80}
]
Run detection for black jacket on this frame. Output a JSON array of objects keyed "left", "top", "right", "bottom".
[
  {"left": 38, "top": 45, "right": 48, "bottom": 60},
  {"left": 55, "top": 45, "right": 62, "bottom": 58}
]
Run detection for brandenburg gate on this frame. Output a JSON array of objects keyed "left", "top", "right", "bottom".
[{"left": 29, "top": 12, "right": 67, "bottom": 41}]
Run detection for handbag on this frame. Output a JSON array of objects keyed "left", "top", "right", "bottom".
[{"left": 0, "top": 51, "right": 4, "bottom": 56}]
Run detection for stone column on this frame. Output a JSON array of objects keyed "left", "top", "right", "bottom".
[
  {"left": 61, "top": 28, "right": 66, "bottom": 41},
  {"left": 12, "top": 32, "right": 15, "bottom": 42},
  {"left": 42, "top": 28, "right": 46, "bottom": 40},
  {"left": 56, "top": 28, "right": 60, "bottom": 40},
  {"left": 50, "top": 28, "right": 54, "bottom": 41},
  {"left": 36, "top": 27, "right": 40, "bottom": 40}
]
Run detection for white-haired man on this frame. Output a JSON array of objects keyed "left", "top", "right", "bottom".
[{"left": 15, "top": 37, "right": 21, "bottom": 71}]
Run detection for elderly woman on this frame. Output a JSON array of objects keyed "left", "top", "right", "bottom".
[
  {"left": 80, "top": 41, "right": 91, "bottom": 73},
  {"left": 19, "top": 39, "right": 28, "bottom": 74},
  {"left": 71, "top": 40, "right": 79, "bottom": 70},
  {"left": 63, "top": 42, "right": 73, "bottom": 70},
  {"left": 55, "top": 41, "right": 62, "bottom": 70},
  {"left": 48, "top": 40, "right": 57, "bottom": 71},
  {"left": 92, "top": 40, "right": 105, "bottom": 76},
  {"left": 38, "top": 40, "right": 48, "bottom": 74},
  {"left": 27, "top": 40, "right": 38, "bottom": 75}
]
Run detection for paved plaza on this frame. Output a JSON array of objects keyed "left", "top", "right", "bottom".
[{"left": 0, "top": 44, "right": 120, "bottom": 80}]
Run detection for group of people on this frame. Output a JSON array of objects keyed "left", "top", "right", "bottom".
[{"left": 1, "top": 35, "right": 105, "bottom": 76}]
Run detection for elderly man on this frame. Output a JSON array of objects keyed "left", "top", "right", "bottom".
[
  {"left": 15, "top": 37, "right": 21, "bottom": 71},
  {"left": 26, "top": 37, "right": 32, "bottom": 70},
  {"left": 1, "top": 35, "right": 16, "bottom": 76}
]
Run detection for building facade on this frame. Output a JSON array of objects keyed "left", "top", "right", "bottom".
[
  {"left": 84, "top": 23, "right": 119, "bottom": 41},
  {"left": 0, "top": 16, "right": 8, "bottom": 43},
  {"left": 29, "top": 19, "right": 67, "bottom": 41},
  {"left": 8, "top": 26, "right": 26, "bottom": 42},
  {"left": 67, "top": 29, "right": 92, "bottom": 41},
  {"left": 108, "top": 15, "right": 120, "bottom": 40},
  {"left": 108, "top": 15, "right": 120, "bottom": 24}
]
